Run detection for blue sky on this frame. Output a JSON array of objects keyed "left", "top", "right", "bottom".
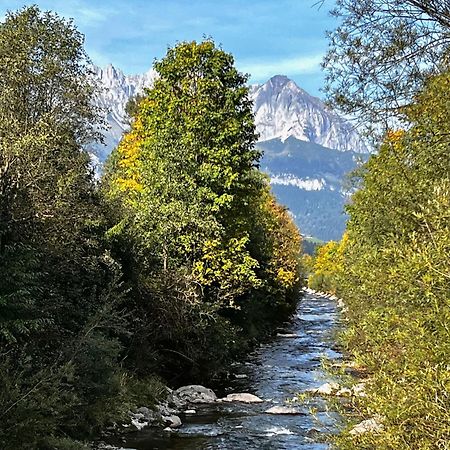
[{"left": 0, "top": 0, "right": 337, "bottom": 96}]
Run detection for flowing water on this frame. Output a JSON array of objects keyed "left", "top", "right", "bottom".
[{"left": 109, "top": 292, "right": 342, "bottom": 450}]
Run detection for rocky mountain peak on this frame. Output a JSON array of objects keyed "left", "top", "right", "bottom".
[
  {"left": 90, "top": 65, "right": 368, "bottom": 160},
  {"left": 249, "top": 76, "right": 368, "bottom": 153}
]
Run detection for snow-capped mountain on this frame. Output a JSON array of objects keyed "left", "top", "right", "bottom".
[
  {"left": 250, "top": 75, "right": 368, "bottom": 153},
  {"left": 91, "top": 65, "right": 368, "bottom": 240}
]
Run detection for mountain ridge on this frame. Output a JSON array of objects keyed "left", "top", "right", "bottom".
[{"left": 91, "top": 65, "right": 368, "bottom": 158}]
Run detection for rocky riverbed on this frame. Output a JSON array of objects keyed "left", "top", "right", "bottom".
[{"left": 98, "top": 290, "right": 351, "bottom": 449}]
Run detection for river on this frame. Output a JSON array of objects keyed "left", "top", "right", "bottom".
[{"left": 108, "top": 292, "right": 342, "bottom": 449}]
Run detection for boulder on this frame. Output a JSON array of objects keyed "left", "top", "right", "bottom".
[
  {"left": 163, "top": 415, "right": 182, "bottom": 428},
  {"left": 265, "top": 406, "right": 303, "bottom": 415},
  {"left": 349, "top": 418, "right": 383, "bottom": 435},
  {"left": 173, "top": 385, "right": 217, "bottom": 404},
  {"left": 219, "top": 393, "right": 264, "bottom": 403},
  {"left": 157, "top": 401, "right": 178, "bottom": 417},
  {"left": 135, "top": 406, "right": 150, "bottom": 417},
  {"left": 313, "top": 382, "right": 340, "bottom": 396}
]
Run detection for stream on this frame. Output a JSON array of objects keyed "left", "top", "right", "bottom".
[{"left": 108, "top": 291, "right": 342, "bottom": 449}]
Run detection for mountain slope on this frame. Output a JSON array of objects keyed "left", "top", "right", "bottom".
[
  {"left": 250, "top": 75, "right": 368, "bottom": 153},
  {"left": 258, "top": 137, "right": 368, "bottom": 240}
]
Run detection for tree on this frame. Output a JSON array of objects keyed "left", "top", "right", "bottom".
[
  {"left": 0, "top": 7, "right": 124, "bottom": 447},
  {"left": 323, "top": 0, "right": 450, "bottom": 133},
  {"left": 330, "top": 71, "right": 450, "bottom": 449},
  {"left": 107, "top": 39, "right": 262, "bottom": 292},
  {"left": 104, "top": 40, "right": 303, "bottom": 377}
]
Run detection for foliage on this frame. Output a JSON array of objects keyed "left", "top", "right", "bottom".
[
  {"left": 307, "top": 235, "right": 347, "bottom": 293},
  {"left": 316, "top": 70, "right": 450, "bottom": 449},
  {"left": 104, "top": 40, "right": 303, "bottom": 378},
  {"left": 0, "top": 11, "right": 304, "bottom": 446},
  {"left": 0, "top": 7, "right": 127, "bottom": 448},
  {"left": 323, "top": 0, "right": 450, "bottom": 134}
]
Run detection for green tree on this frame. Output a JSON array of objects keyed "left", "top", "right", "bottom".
[
  {"left": 0, "top": 7, "right": 125, "bottom": 448},
  {"left": 331, "top": 71, "right": 450, "bottom": 449},
  {"left": 104, "top": 40, "right": 303, "bottom": 378},
  {"left": 107, "top": 39, "right": 262, "bottom": 291}
]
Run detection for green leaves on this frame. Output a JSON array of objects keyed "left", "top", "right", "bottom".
[
  {"left": 104, "top": 39, "right": 303, "bottom": 379},
  {"left": 0, "top": 7, "right": 126, "bottom": 447},
  {"left": 328, "top": 70, "right": 450, "bottom": 449}
]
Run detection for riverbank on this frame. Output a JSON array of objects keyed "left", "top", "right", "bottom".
[{"left": 96, "top": 291, "right": 346, "bottom": 449}]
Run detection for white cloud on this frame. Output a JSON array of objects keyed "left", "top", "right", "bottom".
[{"left": 240, "top": 54, "right": 323, "bottom": 80}]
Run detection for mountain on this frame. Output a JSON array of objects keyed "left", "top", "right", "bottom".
[
  {"left": 91, "top": 66, "right": 368, "bottom": 241},
  {"left": 90, "top": 64, "right": 157, "bottom": 161},
  {"left": 250, "top": 75, "right": 368, "bottom": 153}
]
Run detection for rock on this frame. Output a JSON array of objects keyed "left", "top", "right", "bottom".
[
  {"left": 130, "top": 417, "right": 148, "bottom": 431},
  {"left": 184, "top": 409, "right": 196, "bottom": 414},
  {"left": 234, "top": 374, "right": 248, "bottom": 379},
  {"left": 337, "top": 299, "right": 345, "bottom": 308},
  {"left": 163, "top": 426, "right": 174, "bottom": 432},
  {"left": 157, "top": 401, "right": 178, "bottom": 417},
  {"left": 352, "top": 383, "right": 367, "bottom": 397},
  {"left": 349, "top": 418, "right": 383, "bottom": 435},
  {"left": 173, "top": 385, "right": 217, "bottom": 404},
  {"left": 136, "top": 406, "right": 150, "bottom": 416},
  {"left": 163, "top": 415, "right": 182, "bottom": 428},
  {"left": 313, "top": 382, "right": 340, "bottom": 396},
  {"left": 220, "top": 393, "right": 264, "bottom": 403},
  {"left": 265, "top": 406, "right": 303, "bottom": 415},
  {"left": 336, "top": 387, "right": 352, "bottom": 397}
]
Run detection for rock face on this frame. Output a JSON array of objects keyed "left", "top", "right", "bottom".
[
  {"left": 249, "top": 75, "right": 369, "bottom": 153},
  {"left": 91, "top": 67, "right": 367, "bottom": 158},
  {"left": 89, "top": 64, "right": 156, "bottom": 162},
  {"left": 220, "top": 393, "right": 264, "bottom": 403}
]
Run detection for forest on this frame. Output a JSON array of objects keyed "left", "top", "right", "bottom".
[{"left": 0, "top": 7, "right": 302, "bottom": 448}]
